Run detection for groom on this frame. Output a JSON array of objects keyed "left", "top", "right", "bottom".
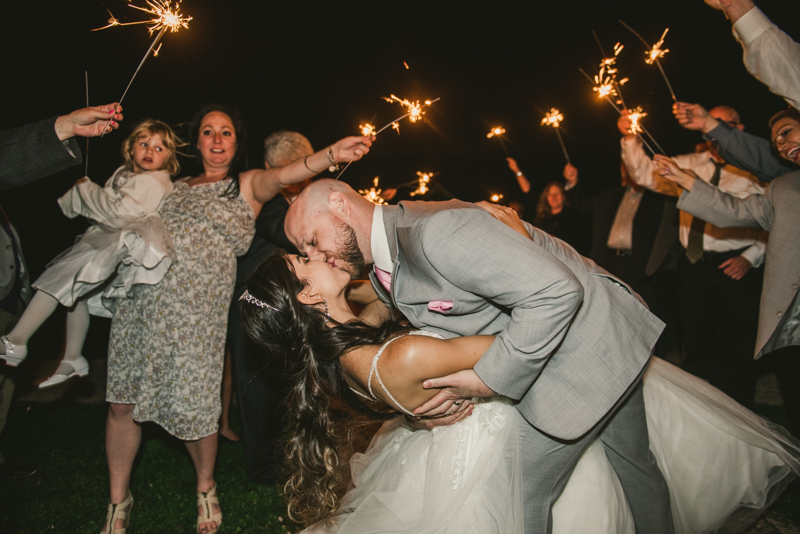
[{"left": 285, "top": 179, "right": 673, "bottom": 534}]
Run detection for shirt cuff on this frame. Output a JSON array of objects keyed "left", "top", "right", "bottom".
[
  {"left": 739, "top": 243, "right": 765, "bottom": 269},
  {"left": 733, "top": 7, "right": 772, "bottom": 46}
]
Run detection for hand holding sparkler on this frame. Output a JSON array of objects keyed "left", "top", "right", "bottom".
[
  {"left": 654, "top": 155, "right": 698, "bottom": 192},
  {"left": 703, "top": 0, "right": 755, "bottom": 22},
  {"left": 673, "top": 102, "right": 723, "bottom": 134},
  {"left": 54, "top": 103, "right": 123, "bottom": 140},
  {"left": 563, "top": 163, "right": 579, "bottom": 188}
]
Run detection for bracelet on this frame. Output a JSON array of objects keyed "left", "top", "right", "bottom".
[
  {"left": 327, "top": 147, "right": 339, "bottom": 172},
  {"left": 304, "top": 155, "right": 323, "bottom": 174}
]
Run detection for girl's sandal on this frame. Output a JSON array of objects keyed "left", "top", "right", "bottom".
[
  {"left": 197, "top": 485, "right": 222, "bottom": 533},
  {"left": 100, "top": 491, "right": 133, "bottom": 534}
]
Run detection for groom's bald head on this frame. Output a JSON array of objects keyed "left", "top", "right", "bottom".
[{"left": 285, "top": 179, "right": 376, "bottom": 277}]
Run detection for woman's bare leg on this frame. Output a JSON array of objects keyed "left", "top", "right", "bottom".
[
  {"left": 105, "top": 403, "right": 140, "bottom": 530},
  {"left": 185, "top": 434, "right": 220, "bottom": 533}
]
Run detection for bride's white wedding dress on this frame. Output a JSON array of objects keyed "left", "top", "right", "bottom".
[{"left": 304, "top": 331, "right": 800, "bottom": 534}]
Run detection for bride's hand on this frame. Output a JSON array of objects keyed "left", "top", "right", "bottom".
[
  {"left": 405, "top": 403, "right": 474, "bottom": 430},
  {"left": 476, "top": 201, "right": 531, "bottom": 240}
]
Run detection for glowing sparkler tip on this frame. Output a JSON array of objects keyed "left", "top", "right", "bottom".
[
  {"left": 487, "top": 127, "right": 506, "bottom": 138},
  {"left": 359, "top": 123, "right": 376, "bottom": 137},
  {"left": 359, "top": 177, "right": 386, "bottom": 205},
  {"left": 627, "top": 106, "right": 648, "bottom": 135},
  {"left": 645, "top": 28, "right": 670, "bottom": 65},
  {"left": 490, "top": 194, "right": 504, "bottom": 203},
  {"left": 541, "top": 108, "right": 564, "bottom": 128}
]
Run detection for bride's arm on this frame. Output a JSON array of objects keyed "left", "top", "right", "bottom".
[{"left": 375, "top": 335, "right": 494, "bottom": 413}]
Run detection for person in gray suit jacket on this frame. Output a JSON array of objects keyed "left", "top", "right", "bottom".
[
  {"left": 654, "top": 108, "right": 800, "bottom": 434},
  {"left": 0, "top": 103, "right": 123, "bottom": 190},
  {"left": 284, "top": 178, "right": 672, "bottom": 534}
]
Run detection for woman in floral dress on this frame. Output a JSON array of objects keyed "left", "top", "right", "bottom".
[{"left": 101, "top": 104, "right": 373, "bottom": 534}]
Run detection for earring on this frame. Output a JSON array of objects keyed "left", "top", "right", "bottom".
[{"left": 322, "top": 297, "right": 330, "bottom": 323}]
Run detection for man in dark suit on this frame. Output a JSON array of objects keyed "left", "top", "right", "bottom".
[{"left": 0, "top": 103, "right": 123, "bottom": 190}]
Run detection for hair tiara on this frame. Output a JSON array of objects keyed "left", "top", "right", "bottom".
[{"left": 239, "top": 289, "right": 278, "bottom": 311}]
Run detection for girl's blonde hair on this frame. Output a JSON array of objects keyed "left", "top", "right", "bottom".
[{"left": 121, "top": 119, "right": 185, "bottom": 176}]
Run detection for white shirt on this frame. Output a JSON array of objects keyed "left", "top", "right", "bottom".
[
  {"left": 371, "top": 205, "right": 393, "bottom": 273},
  {"left": 621, "top": 138, "right": 768, "bottom": 267},
  {"left": 734, "top": 7, "right": 800, "bottom": 111}
]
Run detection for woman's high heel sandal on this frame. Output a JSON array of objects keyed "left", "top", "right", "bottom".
[
  {"left": 197, "top": 485, "right": 222, "bottom": 533},
  {"left": 38, "top": 356, "right": 90, "bottom": 388},
  {"left": 100, "top": 491, "right": 133, "bottom": 534},
  {"left": 0, "top": 336, "right": 27, "bottom": 367}
]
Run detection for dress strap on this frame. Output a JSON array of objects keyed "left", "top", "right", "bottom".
[{"left": 362, "top": 334, "right": 414, "bottom": 417}]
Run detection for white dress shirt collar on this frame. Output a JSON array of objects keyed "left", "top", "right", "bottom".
[{"left": 371, "top": 205, "right": 393, "bottom": 273}]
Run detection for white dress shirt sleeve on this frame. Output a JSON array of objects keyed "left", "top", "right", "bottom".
[{"left": 734, "top": 7, "right": 800, "bottom": 111}]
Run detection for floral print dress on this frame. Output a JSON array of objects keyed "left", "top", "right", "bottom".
[{"left": 107, "top": 178, "right": 255, "bottom": 440}]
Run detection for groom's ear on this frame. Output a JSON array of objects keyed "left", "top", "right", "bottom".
[{"left": 328, "top": 192, "right": 350, "bottom": 219}]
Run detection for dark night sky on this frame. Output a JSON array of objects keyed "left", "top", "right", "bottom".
[{"left": 3, "top": 0, "right": 799, "bottom": 277}]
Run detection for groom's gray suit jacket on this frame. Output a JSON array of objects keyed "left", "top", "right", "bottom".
[{"left": 369, "top": 200, "right": 665, "bottom": 440}]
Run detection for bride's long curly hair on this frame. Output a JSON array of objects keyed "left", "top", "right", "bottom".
[{"left": 239, "top": 251, "right": 411, "bottom": 525}]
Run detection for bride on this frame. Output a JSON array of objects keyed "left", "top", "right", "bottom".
[{"left": 238, "top": 207, "right": 800, "bottom": 534}]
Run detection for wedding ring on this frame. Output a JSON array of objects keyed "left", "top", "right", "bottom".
[{"left": 453, "top": 401, "right": 463, "bottom": 406}]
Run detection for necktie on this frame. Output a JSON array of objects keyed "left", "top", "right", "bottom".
[
  {"left": 375, "top": 266, "right": 392, "bottom": 292},
  {"left": 685, "top": 160, "right": 725, "bottom": 264}
]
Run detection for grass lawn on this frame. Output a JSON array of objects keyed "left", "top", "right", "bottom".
[
  {"left": 0, "top": 400, "right": 302, "bottom": 534},
  {"left": 1, "top": 391, "right": 798, "bottom": 533}
]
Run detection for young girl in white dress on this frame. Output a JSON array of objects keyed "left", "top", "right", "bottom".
[
  {"left": 237, "top": 211, "right": 800, "bottom": 534},
  {"left": 0, "top": 119, "right": 182, "bottom": 387}
]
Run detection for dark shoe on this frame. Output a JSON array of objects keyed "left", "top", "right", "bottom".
[{"left": 0, "top": 461, "right": 37, "bottom": 479}]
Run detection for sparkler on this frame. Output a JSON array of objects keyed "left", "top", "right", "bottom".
[
  {"left": 336, "top": 96, "right": 440, "bottom": 180},
  {"left": 594, "top": 35, "right": 629, "bottom": 109},
  {"left": 490, "top": 194, "right": 504, "bottom": 203},
  {"left": 619, "top": 21, "right": 678, "bottom": 103},
  {"left": 580, "top": 68, "right": 664, "bottom": 156},
  {"left": 359, "top": 123, "right": 376, "bottom": 137},
  {"left": 94, "top": 1, "right": 192, "bottom": 132},
  {"left": 410, "top": 172, "right": 432, "bottom": 197},
  {"left": 627, "top": 106, "right": 648, "bottom": 135},
  {"left": 540, "top": 108, "right": 571, "bottom": 164},
  {"left": 487, "top": 126, "right": 510, "bottom": 156},
  {"left": 359, "top": 177, "right": 387, "bottom": 205}
]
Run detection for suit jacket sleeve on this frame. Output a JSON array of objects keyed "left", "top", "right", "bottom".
[
  {"left": 420, "top": 209, "right": 585, "bottom": 400},
  {"left": 703, "top": 122, "right": 794, "bottom": 182},
  {"left": 0, "top": 117, "right": 81, "bottom": 190},
  {"left": 58, "top": 170, "right": 172, "bottom": 225},
  {"left": 677, "top": 178, "right": 774, "bottom": 232}
]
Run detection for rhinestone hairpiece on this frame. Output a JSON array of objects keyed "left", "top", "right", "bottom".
[{"left": 239, "top": 289, "right": 278, "bottom": 311}]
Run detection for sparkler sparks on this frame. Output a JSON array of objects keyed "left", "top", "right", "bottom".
[
  {"left": 359, "top": 177, "right": 386, "bottom": 205},
  {"left": 359, "top": 123, "right": 376, "bottom": 137},
  {"left": 94, "top": 1, "right": 192, "bottom": 134},
  {"left": 486, "top": 126, "right": 506, "bottom": 138},
  {"left": 628, "top": 106, "right": 648, "bottom": 135},
  {"left": 540, "top": 108, "right": 571, "bottom": 164},
  {"left": 410, "top": 172, "right": 433, "bottom": 197},
  {"left": 646, "top": 28, "right": 670, "bottom": 65},
  {"left": 93, "top": 1, "right": 192, "bottom": 34},
  {"left": 490, "top": 194, "right": 504, "bottom": 203},
  {"left": 620, "top": 20, "right": 678, "bottom": 102},
  {"left": 540, "top": 109, "right": 564, "bottom": 128}
]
